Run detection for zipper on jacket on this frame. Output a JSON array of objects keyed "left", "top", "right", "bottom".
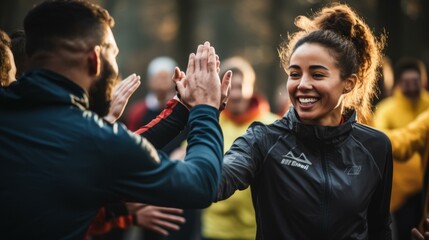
[{"left": 320, "top": 146, "right": 330, "bottom": 238}]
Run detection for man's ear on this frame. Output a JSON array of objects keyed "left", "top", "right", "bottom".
[
  {"left": 343, "top": 74, "right": 357, "bottom": 94},
  {"left": 88, "top": 45, "right": 101, "bottom": 76}
]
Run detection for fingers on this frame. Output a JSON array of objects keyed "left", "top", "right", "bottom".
[
  {"left": 411, "top": 228, "right": 425, "bottom": 240},
  {"left": 179, "top": 41, "right": 221, "bottom": 109},
  {"left": 194, "top": 45, "right": 203, "bottom": 73},
  {"left": 122, "top": 75, "right": 141, "bottom": 97},
  {"left": 216, "top": 54, "right": 220, "bottom": 73},
  {"left": 172, "top": 67, "right": 181, "bottom": 82},
  {"left": 113, "top": 74, "right": 136, "bottom": 96},
  {"left": 219, "top": 70, "right": 232, "bottom": 111},
  {"left": 424, "top": 216, "right": 429, "bottom": 239},
  {"left": 173, "top": 67, "right": 182, "bottom": 99},
  {"left": 186, "top": 53, "right": 195, "bottom": 77},
  {"left": 154, "top": 207, "right": 184, "bottom": 214},
  {"left": 105, "top": 74, "right": 140, "bottom": 123},
  {"left": 113, "top": 75, "right": 140, "bottom": 102},
  {"left": 200, "top": 42, "right": 210, "bottom": 73},
  {"left": 175, "top": 76, "right": 187, "bottom": 100},
  {"left": 153, "top": 217, "right": 184, "bottom": 232},
  {"left": 155, "top": 211, "right": 186, "bottom": 225},
  {"left": 139, "top": 206, "right": 185, "bottom": 236},
  {"left": 149, "top": 225, "right": 170, "bottom": 236},
  {"left": 208, "top": 46, "right": 216, "bottom": 73}
]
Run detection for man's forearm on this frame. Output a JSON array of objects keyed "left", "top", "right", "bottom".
[{"left": 134, "top": 99, "right": 189, "bottom": 148}]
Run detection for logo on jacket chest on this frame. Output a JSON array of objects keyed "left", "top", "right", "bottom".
[{"left": 281, "top": 151, "right": 312, "bottom": 170}]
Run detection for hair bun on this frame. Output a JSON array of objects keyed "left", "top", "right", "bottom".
[{"left": 314, "top": 5, "right": 358, "bottom": 41}]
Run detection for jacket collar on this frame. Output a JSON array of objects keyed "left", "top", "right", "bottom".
[
  {"left": 282, "top": 106, "right": 356, "bottom": 145},
  {"left": 0, "top": 68, "right": 89, "bottom": 110}
]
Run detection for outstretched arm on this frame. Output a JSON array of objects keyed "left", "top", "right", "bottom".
[
  {"left": 105, "top": 42, "right": 226, "bottom": 208},
  {"left": 412, "top": 216, "right": 429, "bottom": 240},
  {"left": 136, "top": 51, "right": 231, "bottom": 148},
  {"left": 216, "top": 123, "right": 267, "bottom": 201},
  {"left": 385, "top": 109, "right": 429, "bottom": 162}
]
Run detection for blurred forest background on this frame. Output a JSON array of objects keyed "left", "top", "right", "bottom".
[{"left": 1, "top": 0, "right": 428, "bottom": 110}]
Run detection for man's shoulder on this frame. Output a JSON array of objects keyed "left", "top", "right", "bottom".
[
  {"left": 79, "top": 110, "right": 150, "bottom": 157},
  {"left": 81, "top": 110, "right": 133, "bottom": 139}
]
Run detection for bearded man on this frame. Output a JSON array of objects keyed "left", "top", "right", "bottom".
[{"left": 0, "top": 1, "right": 228, "bottom": 239}]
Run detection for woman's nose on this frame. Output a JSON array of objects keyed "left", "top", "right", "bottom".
[{"left": 297, "top": 74, "right": 312, "bottom": 90}]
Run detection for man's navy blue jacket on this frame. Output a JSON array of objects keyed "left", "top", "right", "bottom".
[{"left": 0, "top": 69, "right": 223, "bottom": 239}]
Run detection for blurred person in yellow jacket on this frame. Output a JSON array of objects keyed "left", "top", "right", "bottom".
[
  {"left": 385, "top": 108, "right": 429, "bottom": 240},
  {"left": 374, "top": 57, "right": 429, "bottom": 240},
  {"left": 202, "top": 56, "right": 278, "bottom": 240}
]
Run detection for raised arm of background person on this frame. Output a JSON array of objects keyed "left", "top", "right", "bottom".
[{"left": 385, "top": 108, "right": 429, "bottom": 162}]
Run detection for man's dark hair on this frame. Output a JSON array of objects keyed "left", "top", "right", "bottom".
[
  {"left": 10, "top": 30, "right": 28, "bottom": 77},
  {"left": 24, "top": 0, "right": 114, "bottom": 56},
  {"left": 393, "top": 57, "right": 426, "bottom": 86}
]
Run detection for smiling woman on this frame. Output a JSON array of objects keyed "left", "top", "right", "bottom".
[
  {"left": 215, "top": 3, "right": 393, "bottom": 240},
  {"left": 286, "top": 43, "right": 355, "bottom": 126},
  {"left": 280, "top": 5, "right": 384, "bottom": 124}
]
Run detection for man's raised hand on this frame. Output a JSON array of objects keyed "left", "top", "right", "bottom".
[{"left": 174, "top": 42, "right": 231, "bottom": 110}]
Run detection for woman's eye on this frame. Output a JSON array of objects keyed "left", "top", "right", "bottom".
[
  {"left": 313, "top": 73, "right": 325, "bottom": 79},
  {"left": 289, "top": 72, "right": 300, "bottom": 78}
]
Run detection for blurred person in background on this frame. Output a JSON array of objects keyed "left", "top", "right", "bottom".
[
  {"left": 384, "top": 108, "right": 429, "bottom": 240},
  {"left": 202, "top": 56, "right": 278, "bottom": 240},
  {"left": 126, "top": 56, "right": 177, "bottom": 131},
  {"left": 273, "top": 82, "right": 291, "bottom": 116},
  {"left": 126, "top": 56, "right": 188, "bottom": 154},
  {"left": 373, "top": 57, "right": 429, "bottom": 240}
]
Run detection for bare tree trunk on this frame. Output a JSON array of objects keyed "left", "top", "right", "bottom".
[
  {"left": 267, "top": 0, "right": 287, "bottom": 105},
  {"left": 176, "top": 0, "right": 197, "bottom": 68},
  {"left": 376, "top": 0, "right": 402, "bottom": 63}
]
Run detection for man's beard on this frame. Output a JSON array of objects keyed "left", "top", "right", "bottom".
[{"left": 88, "top": 57, "right": 119, "bottom": 117}]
